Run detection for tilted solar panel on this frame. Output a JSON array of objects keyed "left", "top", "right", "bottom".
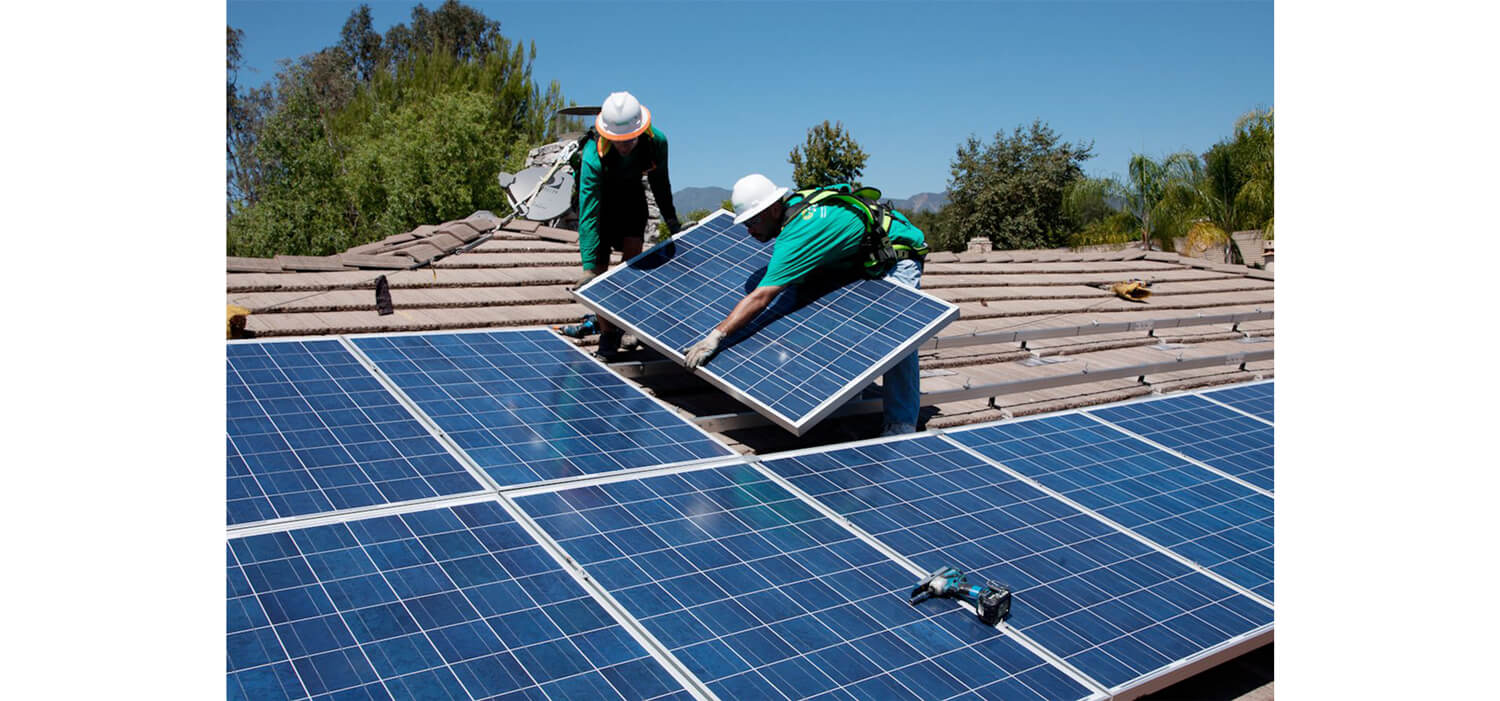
[
  {"left": 226, "top": 339, "right": 484, "bottom": 526},
  {"left": 574, "top": 211, "right": 958, "bottom": 435},
  {"left": 351, "top": 329, "right": 733, "bottom": 487},
  {"left": 515, "top": 463, "right": 1096, "bottom": 700},
  {"left": 1200, "top": 381, "right": 1275, "bottom": 423},
  {"left": 759, "top": 434, "right": 1272, "bottom": 694},
  {"left": 948, "top": 413, "right": 1274, "bottom": 601},
  {"left": 1088, "top": 394, "right": 1275, "bottom": 492},
  {"left": 226, "top": 500, "right": 692, "bottom": 701}
]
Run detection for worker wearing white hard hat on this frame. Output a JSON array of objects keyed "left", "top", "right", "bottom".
[
  {"left": 574, "top": 91, "right": 682, "bottom": 357},
  {"left": 684, "top": 174, "right": 930, "bottom": 436}
]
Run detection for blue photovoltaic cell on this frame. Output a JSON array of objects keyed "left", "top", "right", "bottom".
[
  {"left": 761, "top": 435, "right": 1273, "bottom": 692},
  {"left": 226, "top": 340, "right": 482, "bottom": 526},
  {"left": 576, "top": 211, "right": 957, "bottom": 433},
  {"left": 516, "top": 464, "right": 1092, "bottom": 701},
  {"left": 226, "top": 501, "right": 691, "bottom": 701},
  {"left": 1087, "top": 395, "right": 1275, "bottom": 492},
  {"left": 949, "top": 415, "right": 1274, "bottom": 601},
  {"left": 1201, "top": 382, "right": 1274, "bottom": 423},
  {"left": 351, "top": 330, "right": 732, "bottom": 486}
]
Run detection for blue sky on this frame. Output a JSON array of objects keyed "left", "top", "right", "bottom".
[
  {"left": 228, "top": 0, "right": 1272, "bottom": 199},
  {"left": 230, "top": 0, "right": 1271, "bottom": 198}
]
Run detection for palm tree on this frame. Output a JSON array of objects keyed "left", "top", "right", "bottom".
[
  {"left": 1184, "top": 108, "right": 1274, "bottom": 261},
  {"left": 1116, "top": 152, "right": 1197, "bottom": 251}
]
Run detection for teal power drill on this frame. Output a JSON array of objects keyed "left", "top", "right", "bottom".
[{"left": 909, "top": 566, "right": 1012, "bottom": 625}]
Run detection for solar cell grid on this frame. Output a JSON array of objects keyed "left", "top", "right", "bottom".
[
  {"left": 351, "top": 329, "right": 732, "bottom": 486},
  {"left": 1200, "top": 382, "right": 1275, "bottom": 423},
  {"left": 226, "top": 500, "right": 691, "bottom": 701},
  {"left": 761, "top": 435, "right": 1272, "bottom": 692},
  {"left": 226, "top": 340, "right": 483, "bottom": 526},
  {"left": 949, "top": 414, "right": 1274, "bottom": 601},
  {"left": 576, "top": 211, "right": 958, "bottom": 434},
  {"left": 1087, "top": 395, "right": 1275, "bottom": 492},
  {"left": 516, "top": 463, "right": 1095, "bottom": 701}
]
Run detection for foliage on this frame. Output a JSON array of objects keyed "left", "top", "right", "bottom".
[
  {"left": 940, "top": 120, "right": 1093, "bottom": 252},
  {"left": 1182, "top": 108, "right": 1275, "bottom": 258},
  {"left": 227, "top": 27, "right": 273, "bottom": 217},
  {"left": 1115, "top": 152, "right": 1199, "bottom": 251},
  {"left": 788, "top": 120, "right": 869, "bottom": 190},
  {"left": 1062, "top": 177, "right": 1135, "bottom": 248},
  {"left": 226, "top": 2, "right": 566, "bottom": 257}
]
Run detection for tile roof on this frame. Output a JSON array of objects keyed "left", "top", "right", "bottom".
[{"left": 227, "top": 211, "right": 1273, "bottom": 455}]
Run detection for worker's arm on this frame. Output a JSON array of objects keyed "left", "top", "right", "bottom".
[
  {"left": 576, "top": 144, "right": 604, "bottom": 272},
  {"left": 684, "top": 284, "right": 784, "bottom": 369}
]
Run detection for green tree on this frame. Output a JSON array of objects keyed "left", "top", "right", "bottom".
[
  {"left": 340, "top": 5, "right": 384, "bottom": 83},
  {"left": 1182, "top": 107, "right": 1274, "bottom": 257},
  {"left": 227, "top": 26, "right": 272, "bottom": 217},
  {"left": 227, "top": 1, "right": 566, "bottom": 257},
  {"left": 1061, "top": 177, "right": 1134, "bottom": 248},
  {"left": 788, "top": 120, "right": 869, "bottom": 189},
  {"left": 1113, "top": 152, "right": 1198, "bottom": 251},
  {"left": 942, "top": 119, "right": 1094, "bottom": 251}
]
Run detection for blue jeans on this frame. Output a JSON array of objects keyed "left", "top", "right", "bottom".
[{"left": 880, "top": 258, "right": 923, "bottom": 435}]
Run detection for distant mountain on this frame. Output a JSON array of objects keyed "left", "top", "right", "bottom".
[
  {"left": 888, "top": 192, "right": 948, "bottom": 214},
  {"left": 673, "top": 186, "right": 732, "bottom": 214},
  {"left": 676, "top": 186, "right": 949, "bottom": 216}
]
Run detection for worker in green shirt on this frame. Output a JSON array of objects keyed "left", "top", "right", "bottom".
[
  {"left": 575, "top": 91, "right": 681, "bottom": 356},
  {"left": 684, "top": 173, "right": 929, "bottom": 436}
]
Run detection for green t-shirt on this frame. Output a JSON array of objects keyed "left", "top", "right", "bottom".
[{"left": 758, "top": 194, "right": 926, "bottom": 288}]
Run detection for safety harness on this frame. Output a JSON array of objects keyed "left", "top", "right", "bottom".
[{"left": 782, "top": 184, "right": 930, "bottom": 276}]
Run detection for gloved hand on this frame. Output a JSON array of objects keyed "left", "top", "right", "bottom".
[
  {"left": 684, "top": 329, "right": 725, "bottom": 369},
  {"left": 666, "top": 218, "right": 683, "bottom": 235},
  {"left": 570, "top": 269, "right": 599, "bottom": 291}
]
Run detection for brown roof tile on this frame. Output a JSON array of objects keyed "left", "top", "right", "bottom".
[
  {"left": 273, "top": 255, "right": 348, "bottom": 272},
  {"left": 227, "top": 257, "right": 285, "bottom": 273}
]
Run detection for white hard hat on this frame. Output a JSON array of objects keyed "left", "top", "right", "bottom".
[
  {"left": 595, "top": 91, "right": 652, "bottom": 141},
  {"left": 731, "top": 174, "right": 789, "bottom": 225}
]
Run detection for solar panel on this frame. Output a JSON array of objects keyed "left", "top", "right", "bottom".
[
  {"left": 574, "top": 211, "right": 959, "bottom": 435},
  {"left": 947, "top": 414, "right": 1274, "bottom": 602},
  {"left": 350, "top": 329, "right": 733, "bottom": 487},
  {"left": 759, "top": 434, "right": 1272, "bottom": 694},
  {"left": 226, "top": 500, "right": 693, "bottom": 701},
  {"left": 1087, "top": 394, "right": 1275, "bottom": 492},
  {"left": 514, "top": 463, "right": 1096, "bottom": 700},
  {"left": 1200, "top": 381, "right": 1275, "bottom": 423},
  {"left": 226, "top": 339, "right": 484, "bottom": 526}
]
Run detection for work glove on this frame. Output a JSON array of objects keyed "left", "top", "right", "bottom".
[
  {"left": 684, "top": 329, "right": 725, "bottom": 370},
  {"left": 570, "top": 269, "right": 599, "bottom": 291},
  {"left": 666, "top": 218, "right": 683, "bottom": 235}
]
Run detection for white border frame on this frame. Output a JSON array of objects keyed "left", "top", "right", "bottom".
[{"left": 572, "top": 210, "right": 961, "bottom": 435}]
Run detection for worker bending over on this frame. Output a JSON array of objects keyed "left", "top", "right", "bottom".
[
  {"left": 575, "top": 91, "right": 681, "bottom": 356},
  {"left": 684, "top": 174, "right": 930, "bottom": 436}
]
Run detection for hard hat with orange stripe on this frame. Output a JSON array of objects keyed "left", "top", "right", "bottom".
[{"left": 595, "top": 92, "right": 652, "bottom": 141}]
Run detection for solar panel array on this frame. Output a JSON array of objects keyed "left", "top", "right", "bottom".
[
  {"left": 574, "top": 211, "right": 959, "bottom": 434},
  {"left": 1201, "top": 381, "right": 1275, "bottom": 423},
  {"left": 760, "top": 434, "right": 1272, "bottom": 692},
  {"left": 1088, "top": 394, "right": 1275, "bottom": 492},
  {"left": 227, "top": 501, "right": 693, "bottom": 701},
  {"left": 514, "top": 463, "right": 1094, "bottom": 700},
  {"left": 351, "top": 330, "right": 733, "bottom": 486},
  {"left": 228, "top": 325, "right": 1272, "bottom": 701},
  {"left": 948, "top": 413, "right": 1275, "bottom": 601},
  {"left": 226, "top": 339, "right": 483, "bottom": 526}
]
